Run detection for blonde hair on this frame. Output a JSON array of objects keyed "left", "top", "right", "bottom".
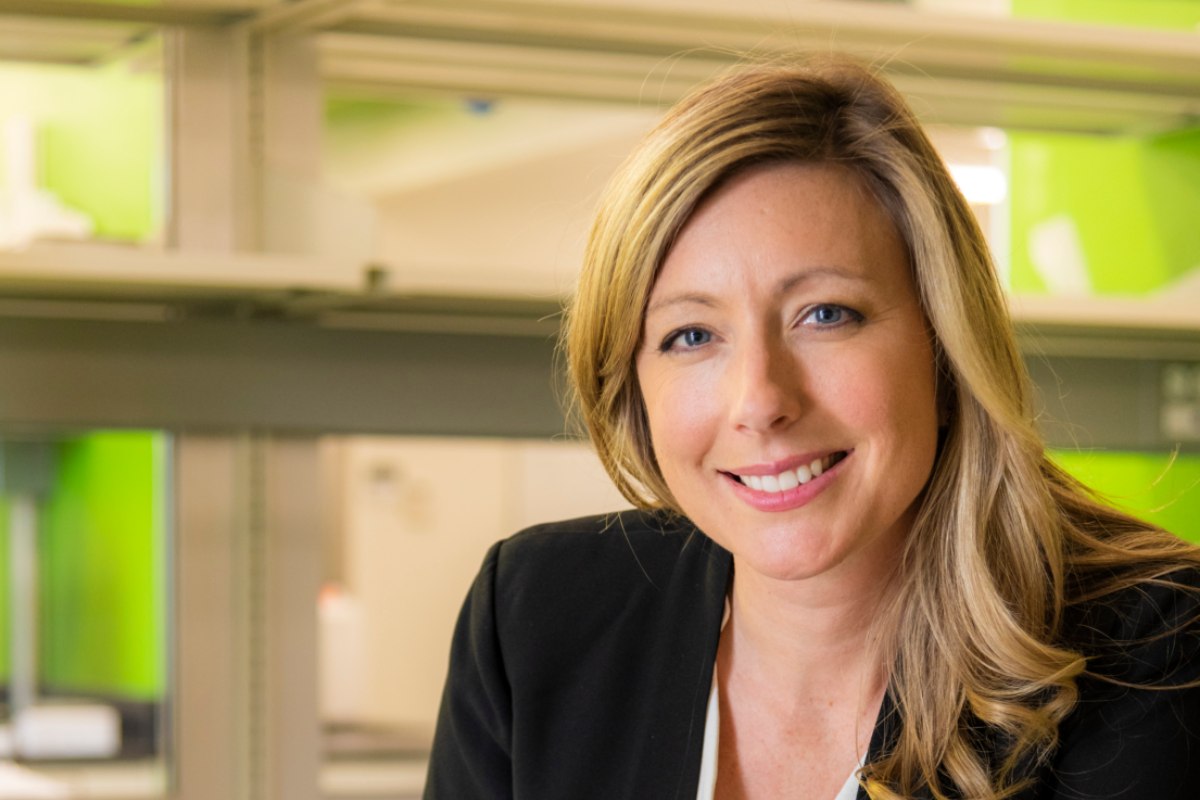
[{"left": 565, "top": 58, "right": 1200, "bottom": 798}]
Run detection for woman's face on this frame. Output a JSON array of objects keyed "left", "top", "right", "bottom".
[{"left": 636, "top": 162, "right": 940, "bottom": 585}]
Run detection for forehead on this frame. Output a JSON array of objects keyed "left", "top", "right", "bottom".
[{"left": 647, "top": 161, "right": 910, "bottom": 303}]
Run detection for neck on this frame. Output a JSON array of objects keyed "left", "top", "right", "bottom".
[{"left": 722, "top": 533, "right": 903, "bottom": 701}]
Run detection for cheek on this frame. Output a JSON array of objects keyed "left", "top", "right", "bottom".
[
  {"left": 879, "top": 362, "right": 940, "bottom": 489},
  {"left": 822, "top": 345, "right": 939, "bottom": 453},
  {"left": 639, "top": 362, "right": 723, "bottom": 470}
]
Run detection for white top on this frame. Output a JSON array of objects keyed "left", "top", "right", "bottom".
[{"left": 695, "top": 603, "right": 862, "bottom": 800}]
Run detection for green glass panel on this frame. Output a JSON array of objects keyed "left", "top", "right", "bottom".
[
  {"left": 1008, "top": 129, "right": 1200, "bottom": 295},
  {"left": 1007, "top": 0, "right": 1200, "bottom": 296},
  {"left": 1051, "top": 450, "right": 1200, "bottom": 543},
  {"left": 38, "top": 431, "right": 166, "bottom": 699},
  {"left": 1012, "top": 0, "right": 1200, "bottom": 31},
  {"left": 0, "top": 496, "right": 8, "bottom": 682}
]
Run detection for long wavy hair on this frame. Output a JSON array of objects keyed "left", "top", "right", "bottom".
[{"left": 564, "top": 58, "right": 1200, "bottom": 798}]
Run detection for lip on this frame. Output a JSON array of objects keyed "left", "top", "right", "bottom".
[
  {"left": 726, "top": 450, "right": 845, "bottom": 477},
  {"left": 723, "top": 449, "right": 850, "bottom": 512}
]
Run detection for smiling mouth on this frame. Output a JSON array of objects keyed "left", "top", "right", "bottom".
[{"left": 728, "top": 451, "right": 849, "bottom": 493}]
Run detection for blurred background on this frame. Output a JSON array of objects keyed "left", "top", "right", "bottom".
[{"left": 0, "top": 0, "right": 1196, "bottom": 798}]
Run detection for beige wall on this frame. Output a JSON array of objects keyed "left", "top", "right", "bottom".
[{"left": 320, "top": 436, "right": 629, "bottom": 733}]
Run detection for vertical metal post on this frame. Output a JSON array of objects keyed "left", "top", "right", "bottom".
[
  {"left": 258, "top": 437, "right": 322, "bottom": 800},
  {"left": 172, "top": 432, "right": 323, "bottom": 800},
  {"left": 8, "top": 495, "right": 38, "bottom": 717},
  {"left": 164, "top": 26, "right": 255, "bottom": 254},
  {"left": 166, "top": 14, "right": 325, "bottom": 800},
  {"left": 1, "top": 440, "right": 57, "bottom": 728},
  {"left": 165, "top": 19, "right": 255, "bottom": 800},
  {"left": 172, "top": 435, "right": 253, "bottom": 800}
]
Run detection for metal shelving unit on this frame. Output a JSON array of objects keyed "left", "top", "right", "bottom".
[{"left": 0, "top": 3, "right": 1195, "bottom": 799}]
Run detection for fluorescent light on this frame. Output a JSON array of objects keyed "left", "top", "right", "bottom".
[{"left": 948, "top": 163, "right": 1007, "bottom": 205}]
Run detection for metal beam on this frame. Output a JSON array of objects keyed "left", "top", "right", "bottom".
[
  {"left": 317, "top": 0, "right": 1200, "bottom": 134},
  {"left": 241, "top": 0, "right": 371, "bottom": 35},
  {"left": 0, "top": 0, "right": 255, "bottom": 25},
  {"left": 0, "top": 316, "right": 566, "bottom": 438}
]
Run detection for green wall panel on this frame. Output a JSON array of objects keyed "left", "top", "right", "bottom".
[
  {"left": 1143, "top": 129, "right": 1200, "bottom": 282},
  {"left": 1008, "top": 1, "right": 1200, "bottom": 296},
  {"left": 1012, "top": 0, "right": 1200, "bottom": 31},
  {"left": 1052, "top": 450, "right": 1200, "bottom": 543},
  {"left": 0, "top": 497, "right": 8, "bottom": 682},
  {"left": 38, "top": 431, "right": 166, "bottom": 699},
  {"left": 1008, "top": 129, "right": 1200, "bottom": 295}
]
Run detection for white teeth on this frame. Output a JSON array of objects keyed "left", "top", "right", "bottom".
[{"left": 737, "top": 453, "right": 842, "bottom": 493}]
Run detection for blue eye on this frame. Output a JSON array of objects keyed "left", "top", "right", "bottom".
[
  {"left": 661, "top": 327, "right": 712, "bottom": 352},
  {"left": 803, "top": 304, "right": 861, "bottom": 327}
]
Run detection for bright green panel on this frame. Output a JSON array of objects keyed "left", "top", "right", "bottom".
[
  {"left": 1008, "top": 130, "right": 1200, "bottom": 295},
  {"left": 0, "top": 496, "right": 8, "bottom": 682},
  {"left": 1008, "top": 1, "right": 1200, "bottom": 296},
  {"left": 1009, "top": 133, "right": 1159, "bottom": 294},
  {"left": 1144, "top": 129, "right": 1200, "bottom": 281},
  {"left": 39, "top": 432, "right": 165, "bottom": 699},
  {"left": 1012, "top": 0, "right": 1200, "bottom": 30},
  {"left": 1051, "top": 450, "right": 1200, "bottom": 543},
  {"left": 0, "top": 61, "right": 162, "bottom": 241}
]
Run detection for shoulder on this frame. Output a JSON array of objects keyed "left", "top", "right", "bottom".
[
  {"left": 495, "top": 508, "right": 720, "bottom": 583},
  {"left": 439, "top": 510, "right": 730, "bottom": 796},
  {"left": 489, "top": 509, "right": 730, "bottom": 624},
  {"left": 1043, "top": 568, "right": 1200, "bottom": 797},
  {"left": 484, "top": 508, "right": 730, "bottom": 675},
  {"left": 1066, "top": 565, "right": 1200, "bottom": 685}
]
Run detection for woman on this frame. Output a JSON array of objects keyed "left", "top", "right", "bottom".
[{"left": 425, "top": 58, "right": 1200, "bottom": 799}]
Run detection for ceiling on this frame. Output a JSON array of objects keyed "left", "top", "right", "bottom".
[{"left": 0, "top": 0, "right": 1196, "bottom": 134}]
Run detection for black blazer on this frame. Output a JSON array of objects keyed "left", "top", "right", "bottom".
[{"left": 424, "top": 510, "right": 1200, "bottom": 799}]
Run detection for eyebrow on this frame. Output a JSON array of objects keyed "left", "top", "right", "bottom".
[{"left": 644, "top": 266, "right": 869, "bottom": 316}]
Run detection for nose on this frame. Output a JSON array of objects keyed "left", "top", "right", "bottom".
[{"left": 728, "top": 338, "right": 803, "bottom": 434}]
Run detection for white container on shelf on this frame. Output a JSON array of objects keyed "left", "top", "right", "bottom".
[{"left": 12, "top": 703, "right": 121, "bottom": 761}]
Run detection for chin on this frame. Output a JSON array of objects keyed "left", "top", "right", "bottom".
[{"left": 732, "top": 528, "right": 846, "bottom": 582}]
